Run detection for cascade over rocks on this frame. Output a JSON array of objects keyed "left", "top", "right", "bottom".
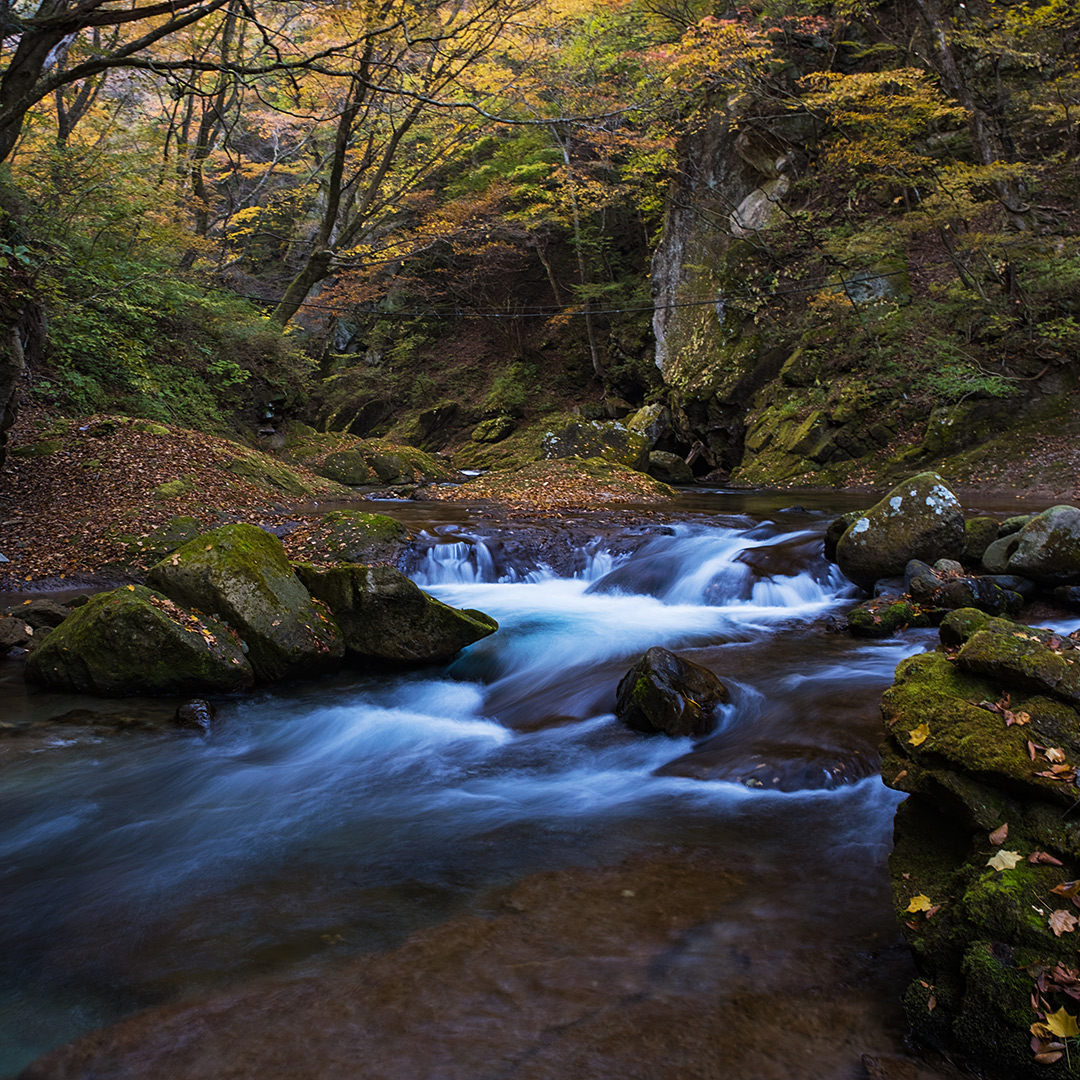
[
  {"left": 615, "top": 646, "right": 729, "bottom": 737},
  {"left": 294, "top": 563, "right": 498, "bottom": 665},
  {"left": 880, "top": 612, "right": 1080, "bottom": 1078},
  {"left": 147, "top": 522, "right": 344, "bottom": 682},
  {"left": 25, "top": 585, "right": 254, "bottom": 696},
  {"left": 834, "top": 472, "right": 965, "bottom": 590}
]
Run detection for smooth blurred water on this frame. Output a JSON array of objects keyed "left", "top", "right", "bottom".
[{"left": 0, "top": 505, "right": 932, "bottom": 1076}]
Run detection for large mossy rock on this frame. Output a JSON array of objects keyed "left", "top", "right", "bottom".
[
  {"left": 835, "top": 472, "right": 965, "bottom": 590},
  {"left": 25, "top": 585, "right": 253, "bottom": 696},
  {"left": 615, "top": 647, "right": 729, "bottom": 737},
  {"left": 881, "top": 612, "right": 1080, "bottom": 1078},
  {"left": 287, "top": 510, "right": 409, "bottom": 565},
  {"left": 1005, "top": 505, "right": 1080, "bottom": 585},
  {"left": 294, "top": 563, "right": 497, "bottom": 664},
  {"left": 541, "top": 420, "right": 650, "bottom": 473},
  {"left": 147, "top": 523, "right": 343, "bottom": 682}
]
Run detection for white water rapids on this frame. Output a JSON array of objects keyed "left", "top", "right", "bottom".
[{"left": 0, "top": 507, "right": 939, "bottom": 1076}]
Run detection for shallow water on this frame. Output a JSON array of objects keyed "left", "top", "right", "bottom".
[{"left": 1, "top": 497, "right": 954, "bottom": 1077}]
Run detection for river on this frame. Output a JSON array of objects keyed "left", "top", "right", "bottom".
[{"left": 0, "top": 491, "right": 985, "bottom": 1078}]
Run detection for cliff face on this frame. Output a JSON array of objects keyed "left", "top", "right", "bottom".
[
  {"left": 648, "top": 4, "right": 1080, "bottom": 489},
  {"left": 650, "top": 109, "right": 808, "bottom": 474}
]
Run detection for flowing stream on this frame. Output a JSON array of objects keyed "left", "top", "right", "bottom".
[{"left": 0, "top": 494, "right": 964, "bottom": 1077}]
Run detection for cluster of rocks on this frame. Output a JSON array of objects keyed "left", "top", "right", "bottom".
[
  {"left": 17, "top": 522, "right": 497, "bottom": 704},
  {"left": 882, "top": 609, "right": 1080, "bottom": 1078},
  {"left": 825, "top": 472, "right": 1080, "bottom": 636}
]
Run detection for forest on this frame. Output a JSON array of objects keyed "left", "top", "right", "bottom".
[
  {"left": 1, "top": 0, "right": 1076, "bottom": 484},
  {"left": 4, "top": 3, "right": 1080, "bottom": 1078}
]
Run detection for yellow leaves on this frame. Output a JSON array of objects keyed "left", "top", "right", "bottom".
[
  {"left": 906, "top": 894, "right": 935, "bottom": 913},
  {"left": 908, "top": 722, "right": 930, "bottom": 747},
  {"left": 987, "top": 850, "right": 1024, "bottom": 871},
  {"left": 1046, "top": 1007, "right": 1080, "bottom": 1038}
]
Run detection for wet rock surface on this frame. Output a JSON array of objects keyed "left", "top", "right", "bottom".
[
  {"left": 615, "top": 646, "right": 729, "bottom": 737},
  {"left": 881, "top": 612, "right": 1080, "bottom": 1078}
]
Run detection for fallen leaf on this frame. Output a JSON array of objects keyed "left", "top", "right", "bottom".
[
  {"left": 1052, "top": 880, "right": 1080, "bottom": 898},
  {"left": 1050, "top": 910, "right": 1078, "bottom": 937},
  {"left": 909, "top": 722, "right": 930, "bottom": 747},
  {"left": 1030, "top": 852, "right": 1065, "bottom": 866},
  {"left": 1047, "top": 747, "right": 1068, "bottom": 763},
  {"left": 1035, "top": 1050, "right": 1064, "bottom": 1065},
  {"left": 906, "top": 894, "right": 935, "bottom": 913},
  {"left": 987, "top": 850, "right": 1024, "bottom": 871},
  {"left": 990, "top": 823, "right": 1009, "bottom": 845},
  {"left": 1046, "top": 1007, "right": 1080, "bottom": 1038}
]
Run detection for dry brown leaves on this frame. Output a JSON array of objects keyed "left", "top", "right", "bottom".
[
  {"left": 0, "top": 414, "right": 344, "bottom": 587},
  {"left": 421, "top": 459, "right": 676, "bottom": 512}
]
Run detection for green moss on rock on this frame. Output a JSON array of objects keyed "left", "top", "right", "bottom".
[
  {"left": 294, "top": 562, "right": 497, "bottom": 664},
  {"left": 147, "top": 522, "right": 343, "bottom": 682},
  {"left": 25, "top": 585, "right": 253, "bottom": 696}
]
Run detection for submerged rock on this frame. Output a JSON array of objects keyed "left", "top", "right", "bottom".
[
  {"left": 25, "top": 585, "right": 253, "bottom": 696},
  {"left": 615, "top": 646, "right": 728, "bottom": 737},
  {"left": 147, "top": 523, "right": 343, "bottom": 682},
  {"left": 835, "top": 472, "right": 965, "bottom": 590},
  {"left": 175, "top": 699, "right": 217, "bottom": 734},
  {"left": 294, "top": 563, "right": 497, "bottom": 665}
]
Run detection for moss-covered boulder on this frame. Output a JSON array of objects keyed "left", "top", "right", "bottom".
[
  {"left": 541, "top": 420, "right": 650, "bottom": 473},
  {"left": 957, "top": 617, "right": 1080, "bottom": 709},
  {"left": 147, "top": 523, "right": 343, "bottom": 682},
  {"left": 25, "top": 585, "right": 253, "bottom": 696},
  {"left": 294, "top": 563, "right": 497, "bottom": 665},
  {"left": 471, "top": 416, "right": 516, "bottom": 444},
  {"left": 881, "top": 616, "right": 1080, "bottom": 1078},
  {"left": 835, "top": 472, "right": 965, "bottom": 590},
  {"left": 845, "top": 598, "right": 936, "bottom": 638},
  {"left": 1006, "top": 505, "right": 1080, "bottom": 586},
  {"left": 285, "top": 510, "right": 409, "bottom": 565},
  {"left": 615, "top": 647, "right": 729, "bottom": 737},
  {"left": 315, "top": 450, "right": 372, "bottom": 485},
  {"left": 963, "top": 516, "right": 1000, "bottom": 564},
  {"left": 647, "top": 451, "right": 694, "bottom": 485},
  {"left": 624, "top": 402, "right": 672, "bottom": 447}
]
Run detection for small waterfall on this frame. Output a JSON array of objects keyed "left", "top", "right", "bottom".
[{"left": 411, "top": 534, "right": 623, "bottom": 586}]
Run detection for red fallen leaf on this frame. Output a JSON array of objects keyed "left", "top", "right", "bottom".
[
  {"left": 1030, "top": 852, "right": 1065, "bottom": 866},
  {"left": 925, "top": 904, "right": 941, "bottom": 919},
  {"left": 990, "top": 823, "right": 1009, "bottom": 845},
  {"left": 927, "top": 994, "right": 937, "bottom": 1011},
  {"left": 1051, "top": 880, "right": 1080, "bottom": 898},
  {"left": 1028, "top": 740, "right": 1039, "bottom": 761},
  {"left": 1035, "top": 1051, "right": 1064, "bottom": 1065}
]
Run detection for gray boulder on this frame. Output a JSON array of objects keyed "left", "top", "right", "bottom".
[
  {"left": 25, "top": 585, "right": 253, "bottom": 696},
  {"left": 294, "top": 563, "right": 497, "bottom": 665},
  {"left": 647, "top": 451, "right": 693, "bottom": 485},
  {"left": 1005, "top": 504, "right": 1080, "bottom": 585},
  {"left": 615, "top": 647, "right": 729, "bottom": 737},
  {"left": 147, "top": 523, "right": 344, "bottom": 682},
  {"left": 835, "top": 472, "right": 965, "bottom": 590},
  {"left": 981, "top": 532, "right": 1021, "bottom": 574}
]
